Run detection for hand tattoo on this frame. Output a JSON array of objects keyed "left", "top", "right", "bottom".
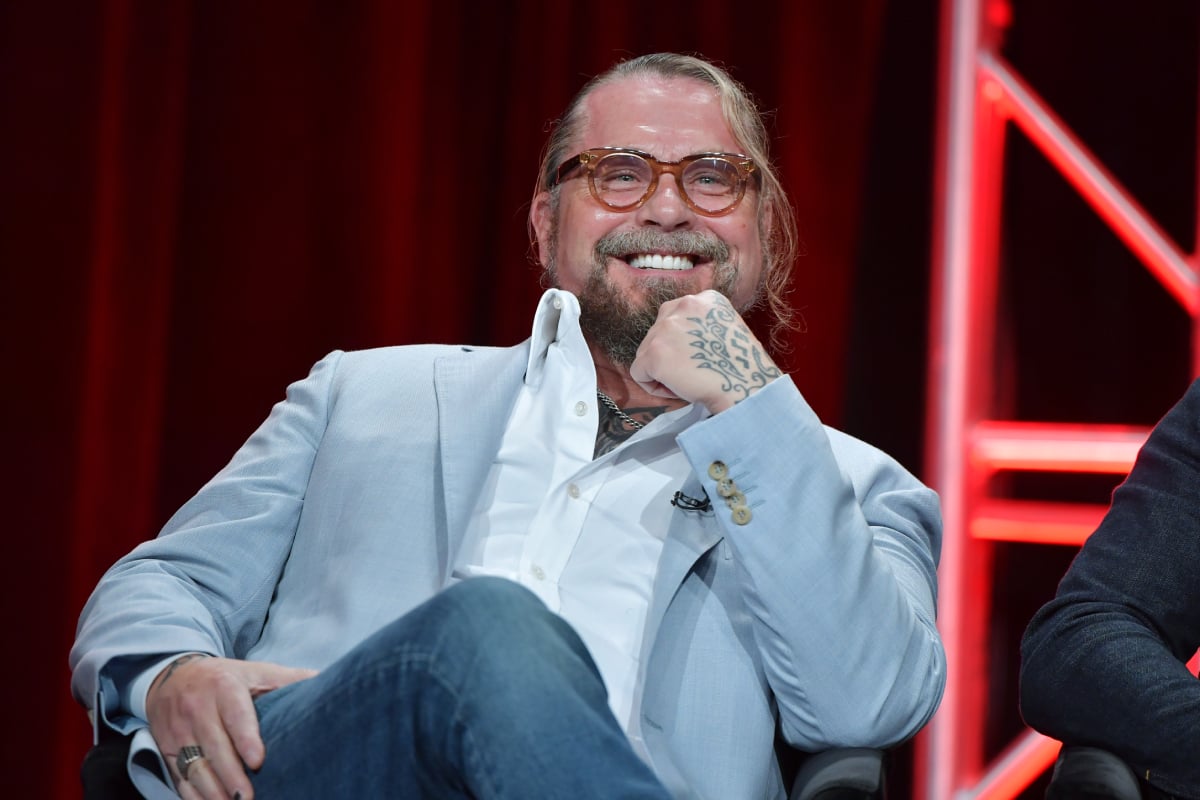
[
  {"left": 687, "top": 301, "right": 781, "bottom": 403},
  {"left": 151, "top": 653, "right": 210, "bottom": 692}
]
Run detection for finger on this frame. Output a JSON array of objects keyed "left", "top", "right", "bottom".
[
  {"left": 631, "top": 343, "right": 684, "bottom": 400},
  {"left": 628, "top": 361, "right": 671, "bottom": 399},
  {"left": 185, "top": 723, "right": 250, "bottom": 800},
  {"left": 244, "top": 663, "right": 318, "bottom": 697},
  {"left": 634, "top": 377, "right": 679, "bottom": 400},
  {"left": 162, "top": 675, "right": 252, "bottom": 793},
  {"left": 175, "top": 753, "right": 233, "bottom": 800},
  {"left": 203, "top": 740, "right": 254, "bottom": 799},
  {"left": 628, "top": 350, "right": 656, "bottom": 387},
  {"left": 169, "top": 749, "right": 219, "bottom": 800},
  {"left": 179, "top": 701, "right": 255, "bottom": 797},
  {"left": 173, "top": 772, "right": 207, "bottom": 800},
  {"left": 217, "top": 677, "right": 269, "bottom": 771},
  {"left": 177, "top": 690, "right": 252, "bottom": 799}
]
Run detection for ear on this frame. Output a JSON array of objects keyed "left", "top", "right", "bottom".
[{"left": 530, "top": 191, "right": 554, "bottom": 267}]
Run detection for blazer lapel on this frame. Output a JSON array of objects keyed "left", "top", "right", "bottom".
[
  {"left": 641, "top": 473, "right": 724, "bottom": 662},
  {"left": 433, "top": 343, "right": 530, "bottom": 582}
]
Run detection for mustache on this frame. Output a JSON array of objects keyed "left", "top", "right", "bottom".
[{"left": 593, "top": 229, "right": 731, "bottom": 264}]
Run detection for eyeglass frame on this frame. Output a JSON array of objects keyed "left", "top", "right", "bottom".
[{"left": 550, "top": 147, "right": 759, "bottom": 217}]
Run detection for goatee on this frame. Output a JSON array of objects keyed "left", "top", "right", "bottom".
[
  {"left": 575, "top": 229, "right": 739, "bottom": 367},
  {"left": 577, "top": 273, "right": 695, "bottom": 367}
]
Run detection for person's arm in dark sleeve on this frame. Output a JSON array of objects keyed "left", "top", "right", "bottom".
[{"left": 1020, "top": 378, "right": 1200, "bottom": 799}]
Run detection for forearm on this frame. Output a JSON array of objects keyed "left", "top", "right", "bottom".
[
  {"left": 71, "top": 352, "right": 341, "bottom": 717},
  {"left": 1020, "top": 378, "right": 1200, "bottom": 798},
  {"left": 1022, "top": 600, "right": 1200, "bottom": 796},
  {"left": 678, "top": 377, "right": 945, "bottom": 747}
]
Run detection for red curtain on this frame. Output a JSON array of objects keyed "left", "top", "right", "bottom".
[{"left": 1, "top": 2, "right": 893, "bottom": 795}]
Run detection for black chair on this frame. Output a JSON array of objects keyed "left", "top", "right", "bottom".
[
  {"left": 1045, "top": 745, "right": 1184, "bottom": 800},
  {"left": 790, "top": 747, "right": 886, "bottom": 800},
  {"left": 83, "top": 734, "right": 886, "bottom": 799},
  {"left": 81, "top": 734, "right": 144, "bottom": 800}
]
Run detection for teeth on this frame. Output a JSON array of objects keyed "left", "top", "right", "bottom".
[{"left": 627, "top": 254, "right": 694, "bottom": 271}]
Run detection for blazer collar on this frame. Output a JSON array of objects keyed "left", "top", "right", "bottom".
[{"left": 434, "top": 342, "right": 530, "bottom": 581}]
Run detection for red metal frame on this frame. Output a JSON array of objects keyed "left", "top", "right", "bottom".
[{"left": 919, "top": 0, "right": 1200, "bottom": 797}]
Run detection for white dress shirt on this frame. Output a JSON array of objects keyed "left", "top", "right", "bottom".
[{"left": 453, "top": 288, "right": 707, "bottom": 740}]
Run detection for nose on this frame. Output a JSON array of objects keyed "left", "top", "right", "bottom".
[{"left": 633, "top": 174, "right": 693, "bottom": 230}]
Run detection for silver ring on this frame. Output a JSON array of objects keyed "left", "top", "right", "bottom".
[{"left": 176, "top": 744, "right": 205, "bottom": 781}]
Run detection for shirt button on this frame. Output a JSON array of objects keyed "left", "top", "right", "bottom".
[
  {"left": 567, "top": 483, "right": 581, "bottom": 499},
  {"left": 574, "top": 400, "right": 588, "bottom": 416},
  {"left": 552, "top": 297, "right": 563, "bottom": 310},
  {"left": 730, "top": 505, "right": 753, "bottom": 525},
  {"left": 530, "top": 564, "right": 546, "bottom": 580},
  {"left": 708, "top": 461, "right": 729, "bottom": 480}
]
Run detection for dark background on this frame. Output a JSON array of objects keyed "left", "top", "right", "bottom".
[{"left": 2, "top": 1, "right": 1195, "bottom": 797}]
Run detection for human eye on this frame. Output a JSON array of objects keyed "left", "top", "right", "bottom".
[
  {"left": 595, "top": 154, "right": 650, "bottom": 194},
  {"left": 684, "top": 158, "right": 739, "bottom": 195}
]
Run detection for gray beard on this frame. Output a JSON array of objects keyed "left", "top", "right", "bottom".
[
  {"left": 577, "top": 272, "right": 694, "bottom": 367},
  {"left": 547, "top": 228, "right": 742, "bottom": 367}
]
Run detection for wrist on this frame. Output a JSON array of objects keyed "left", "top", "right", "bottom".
[
  {"left": 128, "top": 652, "right": 209, "bottom": 720},
  {"left": 147, "top": 653, "right": 211, "bottom": 700},
  {"left": 705, "top": 375, "right": 777, "bottom": 414}
]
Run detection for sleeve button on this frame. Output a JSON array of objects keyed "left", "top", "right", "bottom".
[
  {"left": 708, "top": 461, "right": 729, "bottom": 480},
  {"left": 730, "top": 505, "right": 753, "bottom": 525}
]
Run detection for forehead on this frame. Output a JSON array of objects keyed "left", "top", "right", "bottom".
[{"left": 576, "top": 75, "right": 741, "bottom": 158}]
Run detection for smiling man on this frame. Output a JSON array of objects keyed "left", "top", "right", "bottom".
[
  {"left": 71, "top": 53, "right": 945, "bottom": 800},
  {"left": 535, "top": 62, "right": 780, "bottom": 402}
]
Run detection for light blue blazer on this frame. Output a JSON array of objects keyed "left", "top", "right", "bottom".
[{"left": 72, "top": 342, "right": 946, "bottom": 799}]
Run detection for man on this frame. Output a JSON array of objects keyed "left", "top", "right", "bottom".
[
  {"left": 1021, "top": 378, "right": 1200, "bottom": 799},
  {"left": 71, "top": 52, "right": 945, "bottom": 799}
]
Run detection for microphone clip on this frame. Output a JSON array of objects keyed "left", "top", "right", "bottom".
[{"left": 671, "top": 489, "right": 713, "bottom": 513}]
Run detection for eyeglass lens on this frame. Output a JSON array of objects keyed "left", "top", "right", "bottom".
[{"left": 591, "top": 152, "right": 743, "bottom": 213}]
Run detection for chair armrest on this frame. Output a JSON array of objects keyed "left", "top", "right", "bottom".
[
  {"left": 790, "top": 747, "right": 886, "bottom": 800},
  {"left": 81, "top": 736, "right": 142, "bottom": 800},
  {"left": 1046, "top": 745, "right": 1142, "bottom": 800}
]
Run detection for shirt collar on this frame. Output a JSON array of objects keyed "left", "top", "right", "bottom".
[
  {"left": 523, "top": 288, "right": 710, "bottom": 430},
  {"left": 525, "top": 288, "right": 587, "bottom": 389}
]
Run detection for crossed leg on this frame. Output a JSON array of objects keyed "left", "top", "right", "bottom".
[{"left": 248, "top": 577, "right": 672, "bottom": 799}]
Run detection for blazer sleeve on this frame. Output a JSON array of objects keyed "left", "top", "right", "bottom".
[
  {"left": 676, "top": 376, "right": 945, "bottom": 749},
  {"left": 1020, "top": 378, "right": 1200, "bottom": 798},
  {"left": 69, "top": 351, "right": 344, "bottom": 733}
]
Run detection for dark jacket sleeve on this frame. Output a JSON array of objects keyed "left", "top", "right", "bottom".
[{"left": 1020, "top": 378, "right": 1200, "bottom": 799}]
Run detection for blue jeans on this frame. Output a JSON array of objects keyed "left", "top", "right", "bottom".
[{"left": 248, "top": 577, "right": 672, "bottom": 798}]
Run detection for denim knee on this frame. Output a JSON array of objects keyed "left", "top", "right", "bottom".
[
  {"left": 436, "top": 577, "right": 581, "bottom": 648},
  {"left": 440, "top": 575, "right": 544, "bottom": 616},
  {"left": 428, "top": 578, "right": 599, "bottom": 681}
]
